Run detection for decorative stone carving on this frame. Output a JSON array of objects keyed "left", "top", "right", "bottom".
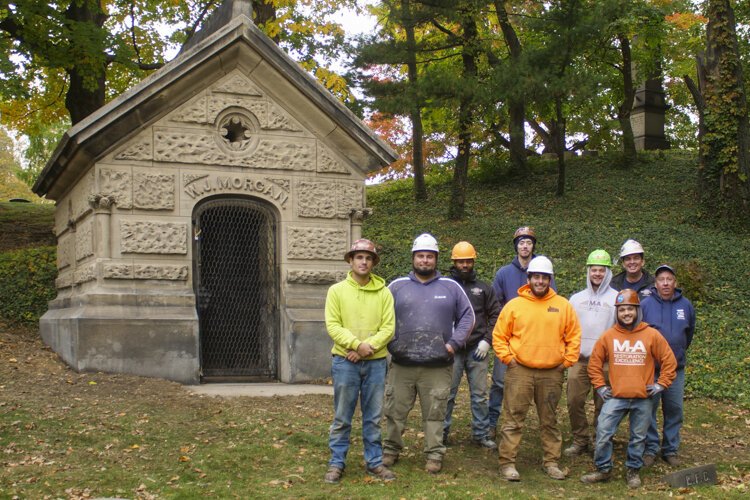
[
  {"left": 268, "top": 178, "right": 290, "bottom": 192},
  {"left": 216, "top": 112, "right": 259, "bottom": 153},
  {"left": 183, "top": 173, "right": 209, "bottom": 187},
  {"left": 296, "top": 181, "right": 364, "bottom": 219},
  {"left": 155, "top": 129, "right": 315, "bottom": 171},
  {"left": 182, "top": 174, "right": 290, "bottom": 207},
  {"left": 134, "top": 265, "right": 189, "bottom": 280},
  {"left": 57, "top": 236, "right": 74, "bottom": 270},
  {"left": 317, "top": 144, "right": 350, "bottom": 174},
  {"left": 75, "top": 219, "right": 95, "bottom": 262},
  {"left": 103, "top": 263, "right": 133, "bottom": 279},
  {"left": 212, "top": 73, "right": 264, "bottom": 96},
  {"left": 120, "top": 221, "right": 188, "bottom": 254},
  {"left": 98, "top": 169, "right": 132, "bottom": 209},
  {"left": 287, "top": 270, "right": 346, "bottom": 285},
  {"left": 349, "top": 207, "right": 373, "bottom": 223},
  {"left": 133, "top": 172, "right": 175, "bottom": 210},
  {"left": 74, "top": 263, "right": 97, "bottom": 284},
  {"left": 114, "top": 135, "right": 153, "bottom": 161},
  {"left": 55, "top": 273, "right": 73, "bottom": 289},
  {"left": 88, "top": 193, "right": 117, "bottom": 211},
  {"left": 71, "top": 171, "right": 94, "bottom": 222},
  {"left": 169, "top": 95, "right": 208, "bottom": 124},
  {"left": 207, "top": 96, "right": 267, "bottom": 125},
  {"left": 267, "top": 103, "right": 302, "bottom": 132},
  {"left": 287, "top": 227, "right": 347, "bottom": 260}
]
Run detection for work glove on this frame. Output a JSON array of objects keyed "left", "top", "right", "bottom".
[
  {"left": 646, "top": 384, "right": 664, "bottom": 397},
  {"left": 472, "top": 340, "right": 491, "bottom": 361},
  {"left": 596, "top": 386, "right": 613, "bottom": 401}
]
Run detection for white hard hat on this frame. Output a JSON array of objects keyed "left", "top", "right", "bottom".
[
  {"left": 619, "top": 239, "right": 645, "bottom": 258},
  {"left": 412, "top": 233, "right": 439, "bottom": 253},
  {"left": 527, "top": 255, "right": 554, "bottom": 275}
]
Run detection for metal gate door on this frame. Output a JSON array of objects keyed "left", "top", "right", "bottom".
[{"left": 193, "top": 197, "right": 278, "bottom": 380}]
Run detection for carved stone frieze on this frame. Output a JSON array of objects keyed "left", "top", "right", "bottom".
[
  {"left": 287, "top": 227, "right": 347, "bottom": 260},
  {"left": 207, "top": 95, "right": 267, "bottom": 125},
  {"left": 287, "top": 270, "right": 346, "bottom": 285},
  {"left": 169, "top": 95, "right": 208, "bottom": 124},
  {"left": 183, "top": 173, "right": 290, "bottom": 207},
  {"left": 154, "top": 129, "right": 315, "bottom": 171},
  {"left": 103, "top": 263, "right": 133, "bottom": 279},
  {"left": 120, "top": 221, "right": 188, "bottom": 254},
  {"left": 76, "top": 219, "right": 95, "bottom": 262},
  {"left": 266, "top": 103, "right": 302, "bottom": 132},
  {"left": 296, "top": 181, "right": 364, "bottom": 219},
  {"left": 57, "top": 236, "right": 74, "bottom": 270},
  {"left": 88, "top": 192, "right": 117, "bottom": 211},
  {"left": 133, "top": 172, "right": 175, "bottom": 210},
  {"left": 134, "top": 265, "right": 189, "bottom": 280},
  {"left": 74, "top": 264, "right": 97, "bottom": 285},
  {"left": 212, "top": 73, "right": 264, "bottom": 96},
  {"left": 114, "top": 135, "right": 153, "bottom": 161},
  {"left": 99, "top": 168, "right": 132, "bottom": 209},
  {"left": 317, "top": 144, "right": 350, "bottom": 174}
]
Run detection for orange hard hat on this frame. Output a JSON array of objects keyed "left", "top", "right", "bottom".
[
  {"left": 451, "top": 241, "right": 477, "bottom": 260},
  {"left": 615, "top": 289, "right": 640, "bottom": 307},
  {"left": 345, "top": 239, "right": 379, "bottom": 265}
]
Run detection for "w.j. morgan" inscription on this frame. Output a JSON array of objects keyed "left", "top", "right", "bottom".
[{"left": 184, "top": 174, "right": 289, "bottom": 207}]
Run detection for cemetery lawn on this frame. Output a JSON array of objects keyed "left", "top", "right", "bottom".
[{"left": 1, "top": 322, "right": 749, "bottom": 499}]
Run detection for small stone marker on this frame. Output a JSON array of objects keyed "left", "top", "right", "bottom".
[{"left": 663, "top": 464, "right": 717, "bottom": 488}]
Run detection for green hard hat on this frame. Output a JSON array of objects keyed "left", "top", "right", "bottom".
[{"left": 586, "top": 249, "right": 612, "bottom": 267}]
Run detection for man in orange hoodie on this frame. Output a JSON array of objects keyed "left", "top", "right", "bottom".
[
  {"left": 581, "top": 289, "right": 677, "bottom": 489},
  {"left": 492, "top": 256, "right": 581, "bottom": 482}
]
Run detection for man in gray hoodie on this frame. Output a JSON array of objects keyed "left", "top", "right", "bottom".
[{"left": 564, "top": 249, "right": 618, "bottom": 457}]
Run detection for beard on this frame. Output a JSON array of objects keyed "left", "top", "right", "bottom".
[{"left": 414, "top": 266, "right": 435, "bottom": 277}]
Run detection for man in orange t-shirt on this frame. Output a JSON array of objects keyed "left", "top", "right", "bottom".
[{"left": 581, "top": 289, "right": 677, "bottom": 489}]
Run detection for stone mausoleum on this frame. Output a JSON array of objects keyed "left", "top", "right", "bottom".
[{"left": 32, "top": 1, "right": 396, "bottom": 384}]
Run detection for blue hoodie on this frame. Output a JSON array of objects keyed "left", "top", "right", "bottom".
[
  {"left": 492, "top": 255, "right": 557, "bottom": 307},
  {"left": 640, "top": 287, "right": 695, "bottom": 368},
  {"left": 388, "top": 271, "right": 475, "bottom": 366}
]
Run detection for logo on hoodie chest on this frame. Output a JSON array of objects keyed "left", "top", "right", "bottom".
[
  {"left": 613, "top": 339, "right": 647, "bottom": 365},
  {"left": 676, "top": 309, "right": 686, "bottom": 320}
]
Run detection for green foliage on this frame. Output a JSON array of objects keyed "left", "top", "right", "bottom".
[
  {"left": 0, "top": 245, "right": 56, "bottom": 325},
  {"left": 365, "top": 150, "right": 750, "bottom": 406}
]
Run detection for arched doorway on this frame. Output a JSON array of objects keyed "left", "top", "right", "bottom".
[{"left": 192, "top": 196, "right": 278, "bottom": 381}]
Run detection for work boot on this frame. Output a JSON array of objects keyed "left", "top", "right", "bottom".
[
  {"left": 544, "top": 464, "right": 568, "bottom": 480},
  {"left": 500, "top": 465, "right": 521, "bottom": 481},
  {"left": 564, "top": 442, "right": 589, "bottom": 457},
  {"left": 626, "top": 467, "right": 642, "bottom": 488},
  {"left": 580, "top": 469, "right": 611, "bottom": 483},
  {"left": 366, "top": 465, "right": 396, "bottom": 482},
  {"left": 324, "top": 466, "right": 343, "bottom": 484},
  {"left": 381, "top": 453, "right": 398, "bottom": 467},
  {"left": 642, "top": 454, "right": 656, "bottom": 468},
  {"left": 442, "top": 430, "right": 451, "bottom": 446},
  {"left": 425, "top": 459, "right": 442, "bottom": 474},
  {"left": 663, "top": 454, "right": 681, "bottom": 467},
  {"left": 472, "top": 437, "right": 498, "bottom": 450}
]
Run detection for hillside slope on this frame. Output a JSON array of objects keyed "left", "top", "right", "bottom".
[{"left": 364, "top": 151, "right": 750, "bottom": 405}]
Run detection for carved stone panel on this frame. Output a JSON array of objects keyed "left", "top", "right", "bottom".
[
  {"left": 71, "top": 171, "right": 95, "bottom": 222},
  {"left": 99, "top": 167, "right": 133, "bottom": 209},
  {"left": 120, "top": 221, "right": 188, "bottom": 254},
  {"left": 133, "top": 172, "right": 175, "bottom": 210},
  {"left": 317, "top": 144, "right": 350, "bottom": 174},
  {"left": 76, "top": 219, "right": 95, "bottom": 262},
  {"left": 287, "top": 270, "right": 346, "bottom": 285},
  {"left": 154, "top": 129, "right": 315, "bottom": 171},
  {"left": 287, "top": 227, "right": 347, "bottom": 260},
  {"left": 57, "top": 235, "right": 74, "bottom": 270},
  {"left": 74, "top": 263, "right": 97, "bottom": 285},
  {"left": 296, "top": 181, "right": 364, "bottom": 219},
  {"left": 114, "top": 133, "right": 153, "bottom": 162},
  {"left": 207, "top": 95, "right": 267, "bottom": 125},
  {"left": 169, "top": 95, "right": 208, "bottom": 124},
  {"left": 103, "top": 263, "right": 134, "bottom": 279},
  {"left": 134, "top": 264, "right": 189, "bottom": 280},
  {"left": 212, "top": 72, "right": 265, "bottom": 96},
  {"left": 267, "top": 103, "right": 302, "bottom": 132}
]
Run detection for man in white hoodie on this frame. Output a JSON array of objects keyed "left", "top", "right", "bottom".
[{"left": 564, "top": 249, "right": 618, "bottom": 457}]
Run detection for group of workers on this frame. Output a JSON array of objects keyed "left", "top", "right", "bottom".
[{"left": 322, "top": 228, "right": 695, "bottom": 489}]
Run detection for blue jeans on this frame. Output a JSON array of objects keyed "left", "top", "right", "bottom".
[
  {"left": 488, "top": 356, "right": 507, "bottom": 429},
  {"left": 646, "top": 367, "right": 685, "bottom": 457},
  {"left": 443, "top": 350, "right": 491, "bottom": 440},
  {"left": 594, "top": 397, "right": 654, "bottom": 471},
  {"left": 328, "top": 356, "right": 387, "bottom": 470}
]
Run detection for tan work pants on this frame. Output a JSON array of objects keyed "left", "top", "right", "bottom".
[
  {"left": 498, "top": 363, "right": 564, "bottom": 467},
  {"left": 383, "top": 363, "right": 452, "bottom": 461}
]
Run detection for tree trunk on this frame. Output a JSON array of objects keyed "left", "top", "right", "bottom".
[
  {"left": 402, "top": 0, "right": 427, "bottom": 201},
  {"left": 448, "top": 15, "right": 478, "bottom": 220},
  {"left": 555, "top": 95, "right": 566, "bottom": 196},
  {"left": 253, "top": 0, "right": 278, "bottom": 43},
  {"left": 495, "top": 1, "right": 527, "bottom": 178},
  {"left": 64, "top": 1, "right": 107, "bottom": 124},
  {"left": 616, "top": 33, "right": 637, "bottom": 165}
]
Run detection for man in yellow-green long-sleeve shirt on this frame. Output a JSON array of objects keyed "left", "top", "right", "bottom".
[{"left": 323, "top": 239, "right": 396, "bottom": 485}]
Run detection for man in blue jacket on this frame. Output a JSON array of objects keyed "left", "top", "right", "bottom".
[
  {"left": 383, "top": 233, "right": 475, "bottom": 474},
  {"left": 488, "top": 226, "right": 556, "bottom": 438},
  {"left": 641, "top": 264, "right": 696, "bottom": 467}
]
